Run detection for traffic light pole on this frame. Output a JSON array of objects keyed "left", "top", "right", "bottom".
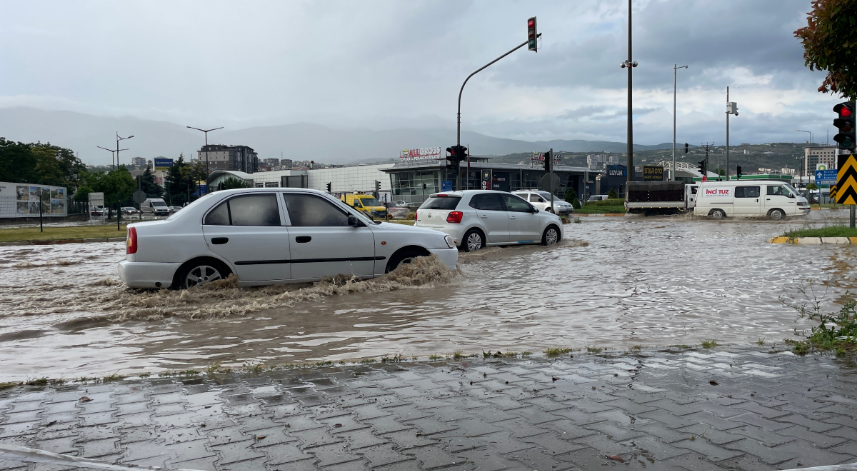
[
  {"left": 726, "top": 86, "right": 730, "bottom": 181},
  {"left": 456, "top": 33, "right": 541, "bottom": 190}
]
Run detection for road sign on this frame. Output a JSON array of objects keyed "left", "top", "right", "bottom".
[
  {"left": 835, "top": 154, "right": 857, "bottom": 205},
  {"left": 441, "top": 180, "right": 452, "bottom": 191},
  {"left": 816, "top": 169, "right": 838, "bottom": 184},
  {"left": 133, "top": 190, "right": 147, "bottom": 204},
  {"left": 830, "top": 185, "right": 838, "bottom": 199},
  {"left": 642, "top": 165, "right": 664, "bottom": 181},
  {"left": 539, "top": 173, "right": 560, "bottom": 193}
]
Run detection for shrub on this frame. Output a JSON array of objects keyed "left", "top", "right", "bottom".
[{"left": 608, "top": 188, "right": 618, "bottom": 199}]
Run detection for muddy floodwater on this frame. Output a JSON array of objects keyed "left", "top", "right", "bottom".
[{"left": 2, "top": 212, "right": 857, "bottom": 381}]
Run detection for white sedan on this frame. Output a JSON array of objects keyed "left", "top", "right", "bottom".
[
  {"left": 118, "top": 188, "right": 458, "bottom": 289},
  {"left": 414, "top": 190, "right": 564, "bottom": 251}
]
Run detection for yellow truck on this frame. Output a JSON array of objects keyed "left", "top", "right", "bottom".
[{"left": 340, "top": 194, "right": 388, "bottom": 220}]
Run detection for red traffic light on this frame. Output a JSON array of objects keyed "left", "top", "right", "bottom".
[
  {"left": 835, "top": 103, "right": 853, "bottom": 118},
  {"left": 528, "top": 19, "right": 535, "bottom": 28}
]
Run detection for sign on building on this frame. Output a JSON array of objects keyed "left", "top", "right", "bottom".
[
  {"left": 400, "top": 147, "right": 441, "bottom": 160},
  {"left": 154, "top": 158, "right": 174, "bottom": 170},
  {"left": 642, "top": 166, "right": 664, "bottom": 181},
  {"left": 0, "top": 181, "right": 68, "bottom": 218}
]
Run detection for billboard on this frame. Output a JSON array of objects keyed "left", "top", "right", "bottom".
[
  {"left": 154, "top": 158, "right": 174, "bottom": 170},
  {"left": 642, "top": 165, "right": 664, "bottom": 181},
  {"left": 0, "top": 181, "right": 67, "bottom": 218}
]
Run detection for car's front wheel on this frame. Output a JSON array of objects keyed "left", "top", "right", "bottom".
[
  {"left": 542, "top": 225, "right": 560, "bottom": 246},
  {"left": 386, "top": 249, "right": 425, "bottom": 273},
  {"left": 463, "top": 229, "right": 484, "bottom": 252},
  {"left": 176, "top": 259, "right": 231, "bottom": 289}
]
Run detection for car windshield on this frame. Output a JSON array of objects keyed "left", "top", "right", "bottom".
[
  {"left": 783, "top": 184, "right": 799, "bottom": 196},
  {"left": 421, "top": 196, "right": 461, "bottom": 210},
  {"left": 358, "top": 197, "right": 380, "bottom": 206},
  {"left": 152, "top": 201, "right": 167, "bottom": 207},
  {"left": 537, "top": 191, "right": 554, "bottom": 200}
]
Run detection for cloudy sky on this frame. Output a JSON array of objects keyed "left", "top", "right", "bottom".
[{"left": 0, "top": 0, "right": 842, "bottom": 147}]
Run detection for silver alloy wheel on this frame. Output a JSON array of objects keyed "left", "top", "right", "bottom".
[
  {"left": 710, "top": 209, "right": 725, "bottom": 219},
  {"left": 466, "top": 232, "right": 483, "bottom": 251},
  {"left": 185, "top": 265, "right": 223, "bottom": 288},
  {"left": 770, "top": 209, "right": 785, "bottom": 220},
  {"left": 544, "top": 227, "right": 559, "bottom": 245}
]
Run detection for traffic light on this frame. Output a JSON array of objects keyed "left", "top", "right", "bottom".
[
  {"left": 325, "top": 182, "right": 331, "bottom": 193},
  {"left": 684, "top": 143, "right": 689, "bottom": 154},
  {"left": 736, "top": 166, "right": 742, "bottom": 180},
  {"left": 697, "top": 160, "right": 706, "bottom": 175},
  {"left": 834, "top": 102, "right": 856, "bottom": 153},
  {"left": 527, "top": 17, "right": 537, "bottom": 52},
  {"left": 543, "top": 150, "right": 552, "bottom": 173},
  {"left": 445, "top": 146, "right": 457, "bottom": 171},
  {"left": 375, "top": 180, "right": 381, "bottom": 192}
]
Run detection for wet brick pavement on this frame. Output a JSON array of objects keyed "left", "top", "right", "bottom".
[{"left": 1, "top": 346, "right": 856, "bottom": 470}]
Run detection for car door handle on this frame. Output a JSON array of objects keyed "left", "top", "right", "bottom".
[
  {"left": 296, "top": 236, "right": 312, "bottom": 243},
  {"left": 509, "top": 216, "right": 516, "bottom": 219},
  {"left": 766, "top": 198, "right": 771, "bottom": 201},
  {"left": 211, "top": 237, "right": 228, "bottom": 245},
  {"left": 480, "top": 214, "right": 488, "bottom": 218}
]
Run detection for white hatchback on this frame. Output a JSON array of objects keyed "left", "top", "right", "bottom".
[
  {"left": 118, "top": 188, "right": 458, "bottom": 289},
  {"left": 511, "top": 190, "right": 574, "bottom": 215},
  {"left": 414, "top": 190, "right": 564, "bottom": 251}
]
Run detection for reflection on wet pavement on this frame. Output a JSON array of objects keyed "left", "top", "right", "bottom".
[{"left": 2, "top": 212, "right": 857, "bottom": 381}]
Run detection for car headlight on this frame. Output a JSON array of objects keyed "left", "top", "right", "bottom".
[{"left": 444, "top": 235, "right": 454, "bottom": 248}]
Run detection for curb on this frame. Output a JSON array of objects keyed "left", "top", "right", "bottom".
[
  {"left": 768, "top": 236, "right": 857, "bottom": 244},
  {"left": 575, "top": 213, "right": 627, "bottom": 217},
  {"left": 0, "top": 237, "right": 125, "bottom": 247}
]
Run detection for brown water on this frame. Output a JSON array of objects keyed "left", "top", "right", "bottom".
[{"left": 2, "top": 213, "right": 856, "bottom": 381}]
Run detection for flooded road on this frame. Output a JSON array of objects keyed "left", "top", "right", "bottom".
[{"left": 2, "top": 211, "right": 857, "bottom": 381}]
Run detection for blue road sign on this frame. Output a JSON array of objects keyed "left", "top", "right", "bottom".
[
  {"left": 441, "top": 180, "right": 452, "bottom": 191},
  {"left": 816, "top": 169, "right": 837, "bottom": 184}
]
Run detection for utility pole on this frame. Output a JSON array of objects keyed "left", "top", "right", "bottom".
[
  {"left": 116, "top": 133, "right": 134, "bottom": 168},
  {"left": 620, "top": 0, "right": 638, "bottom": 183},
  {"left": 672, "top": 64, "right": 687, "bottom": 181},
  {"left": 187, "top": 126, "right": 224, "bottom": 187},
  {"left": 725, "top": 87, "right": 738, "bottom": 181},
  {"left": 97, "top": 146, "right": 117, "bottom": 169}
]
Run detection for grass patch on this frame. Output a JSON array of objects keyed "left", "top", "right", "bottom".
[
  {"left": 586, "top": 346, "right": 603, "bottom": 354},
  {"left": 0, "top": 381, "right": 20, "bottom": 390},
  {"left": 0, "top": 224, "right": 127, "bottom": 243},
  {"left": 386, "top": 220, "right": 416, "bottom": 226},
  {"left": 102, "top": 373, "right": 123, "bottom": 383},
  {"left": 782, "top": 226, "right": 857, "bottom": 238},
  {"left": 575, "top": 205, "right": 626, "bottom": 214},
  {"left": 701, "top": 340, "right": 718, "bottom": 349},
  {"left": 428, "top": 354, "right": 442, "bottom": 361},
  {"left": 785, "top": 289, "right": 857, "bottom": 356},
  {"left": 545, "top": 347, "right": 572, "bottom": 358}
]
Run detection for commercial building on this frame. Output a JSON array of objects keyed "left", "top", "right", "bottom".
[
  {"left": 207, "top": 164, "right": 394, "bottom": 196},
  {"left": 130, "top": 157, "right": 147, "bottom": 168},
  {"left": 198, "top": 145, "right": 259, "bottom": 173},
  {"left": 804, "top": 146, "right": 838, "bottom": 174}
]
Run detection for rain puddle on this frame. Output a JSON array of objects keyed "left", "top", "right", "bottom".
[{"left": 1, "top": 213, "right": 855, "bottom": 381}]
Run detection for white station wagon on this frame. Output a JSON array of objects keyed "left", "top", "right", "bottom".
[{"left": 118, "top": 188, "right": 458, "bottom": 289}]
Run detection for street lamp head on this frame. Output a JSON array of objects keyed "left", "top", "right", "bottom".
[
  {"left": 632, "top": 61, "right": 638, "bottom": 67},
  {"left": 620, "top": 63, "right": 627, "bottom": 68}
]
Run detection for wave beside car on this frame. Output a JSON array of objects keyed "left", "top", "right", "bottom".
[
  {"left": 118, "top": 188, "right": 458, "bottom": 289},
  {"left": 414, "top": 190, "right": 564, "bottom": 251}
]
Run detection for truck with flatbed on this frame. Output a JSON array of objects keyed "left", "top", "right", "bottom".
[{"left": 624, "top": 181, "right": 698, "bottom": 215}]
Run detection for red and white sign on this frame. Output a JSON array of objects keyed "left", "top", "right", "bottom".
[
  {"left": 703, "top": 187, "right": 733, "bottom": 197},
  {"left": 400, "top": 147, "right": 441, "bottom": 160}
]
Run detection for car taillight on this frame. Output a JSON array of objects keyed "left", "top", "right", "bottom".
[
  {"left": 127, "top": 227, "right": 137, "bottom": 254},
  {"left": 414, "top": 210, "right": 418, "bottom": 221},
  {"left": 447, "top": 211, "right": 463, "bottom": 223}
]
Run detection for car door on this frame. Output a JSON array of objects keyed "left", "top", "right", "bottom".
[
  {"left": 282, "top": 193, "right": 376, "bottom": 281},
  {"left": 468, "top": 193, "right": 509, "bottom": 244},
  {"left": 202, "top": 193, "right": 291, "bottom": 282},
  {"left": 764, "top": 185, "right": 796, "bottom": 214},
  {"left": 501, "top": 194, "right": 542, "bottom": 243},
  {"left": 733, "top": 186, "right": 762, "bottom": 216}
]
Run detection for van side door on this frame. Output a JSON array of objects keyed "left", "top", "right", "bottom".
[
  {"left": 764, "top": 185, "right": 796, "bottom": 215},
  {"left": 734, "top": 186, "right": 762, "bottom": 216}
]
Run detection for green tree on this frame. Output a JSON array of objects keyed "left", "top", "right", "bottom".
[
  {"left": 218, "top": 177, "right": 251, "bottom": 190},
  {"left": 608, "top": 188, "right": 618, "bottom": 199},
  {"left": 0, "top": 139, "right": 86, "bottom": 193},
  {"left": 795, "top": 0, "right": 857, "bottom": 99},
  {"left": 564, "top": 187, "right": 581, "bottom": 209},
  {"left": 166, "top": 155, "right": 193, "bottom": 206},
  {"left": 140, "top": 168, "right": 164, "bottom": 198},
  {"left": 89, "top": 167, "right": 135, "bottom": 207}
]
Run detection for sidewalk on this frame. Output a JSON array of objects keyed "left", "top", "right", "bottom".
[{"left": 1, "top": 346, "right": 856, "bottom": 470}]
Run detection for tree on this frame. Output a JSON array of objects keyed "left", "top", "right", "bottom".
[
  {"left": 608, "top": 188, "right": 618, "bottom": 199},
  {"left": 564, "top": 187, "right": 581, "bottom": 209},
  {"left": 140, "top": 168, "right": 164, "bottom": 198},
  {"left": 795, "top": 0, "right": 857, "bottom": 99},
  {"left": 88, "top": 167, "right": 135, "bottom": 207},
  {"left": 218, "top": 177, "right": 251, "bottom": 190},
  {"left": 166, "top": 154, "right": 193, "bottom": 206}
]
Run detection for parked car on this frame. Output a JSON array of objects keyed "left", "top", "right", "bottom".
[
  {"left": 119, "top": 188, "right": 458, "bottom": 289},
  {"left": 695, "top": 181, "right": 810, "bottom": 219},
  {"left": 141, "top": 198, "right": 170, "bottom": 216},
  {"left": 90, "top": 206, "right": 105, "bottom": 216},
  {"left": 586, "top": 195, "right": 610, "bottom": 202},
  {"left": 414, "top": 190, "right": 564, "bottom": 252},
  {"left": 511, "top": 190, "right": 574, "bottom": 215},
  {"left": 121, "top": 207, "right": 140, "bottom": 215},
  {"left": 392, "top": 200, "right": 419, "bottom": 209}
]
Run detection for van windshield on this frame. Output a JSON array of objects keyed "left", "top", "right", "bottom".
[
  {"left": 357, "top": 197, "right": 380, "bottom": 206},
  {"left": 151, "top": 201, "right": 167, "bottom": 207}
]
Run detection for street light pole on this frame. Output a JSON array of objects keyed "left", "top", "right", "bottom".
[
  {"left": 97, "top": 146, "right": 117, "bottom": 169},
  {"left": 116, "top": 133, "right": 134, "bottom": 169},
  {"left": 672, "top": 64, "right": 688, "bottom": 181},
  {"left": 620, "top": 0, "right": 638, "bottom": 183},
  {"left": 187, "top": 126, "right": 224, "bottom": 184},
  {"left": 796, "top": 130, "right": 812, "bottom": 178},
  {"left": 457, "top": 33, "right": 540, "bottom": 190}
]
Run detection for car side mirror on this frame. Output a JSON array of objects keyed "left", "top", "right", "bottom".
[
  {"left": 531, "top": 206, "right": 539, "bottom": 213},
  {"left": 788, "top": 194, "right": 795, "bottom": 198},
  {"left": 347, "top": 215, "right": 361, "bottom": 226}
]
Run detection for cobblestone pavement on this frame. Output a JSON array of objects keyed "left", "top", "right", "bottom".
[{"left": 1, "top": 346, "right": 856, "bottom": 471}]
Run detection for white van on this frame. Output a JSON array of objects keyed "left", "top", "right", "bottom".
[
  {"left": 141, "top": 198, "right": 170, "bottom": 216},
  {"left": 695, "top": 180, "right": 810, "bottom": 219}
]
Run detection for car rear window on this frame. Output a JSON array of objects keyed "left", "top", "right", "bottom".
[{"left": 421, "top": 197, "right": 461, "bottom": 210}]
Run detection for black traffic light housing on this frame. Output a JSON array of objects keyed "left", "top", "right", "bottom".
[
  {"left": 374, "top": 180, "right": 381, "bottom": 192},
  {"left": 684, "top": 143, "right": 689, "bottom": 154},
  {"left": 446, "top": 146, "right": 467, "bottom": 172},
  {"left": 543, "top": 150, "right": 552, "bottom": 173},
  {"left": 325, "top": 182, "right": 331, "bottom": 193},
  {"left": 834, "top": 102, "right": 856, "bottom": 153},
  {"left": 697, "top": 160, "right": 706, "bottom": 175},
  {"left": 528, "top": 17, "right": 537, "bottom": 52},
  {"left": 736, "top": 166, "right": 742, "bottom": 180}
]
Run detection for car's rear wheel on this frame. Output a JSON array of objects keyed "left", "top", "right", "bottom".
[
  {"left": 542, "top": 225, "right": 560, "bottom": 246},
  {"left": 709, "top": 209, "right": 726, "bottom": 219},
  {"left": 463, "top": 229, "right": 484, "bottom": 252},
  {"left": 386, "top": 249, "right": 424, "bottom": 273},
  {"left": 176, "top": 259, "right": 230, "bottom": 289}
]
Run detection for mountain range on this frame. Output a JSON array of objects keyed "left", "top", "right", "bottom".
[{"left": 0, "top": 107, "right": 675, "bottom": 166}]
